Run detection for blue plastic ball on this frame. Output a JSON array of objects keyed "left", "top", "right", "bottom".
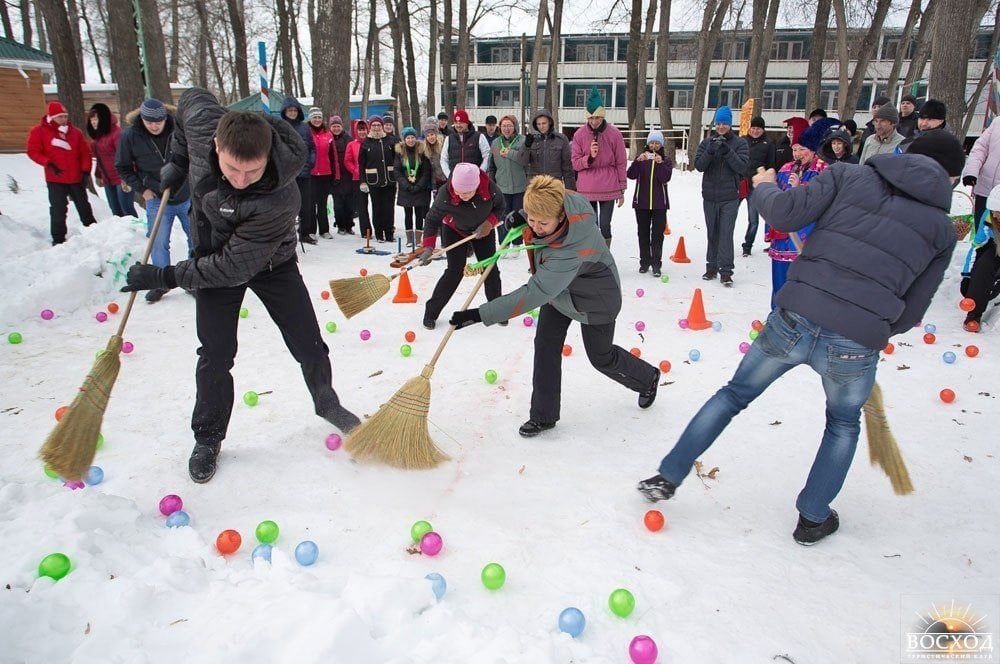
[
  {"left": 688, "top": 349, "right": 701, "bottom": 362},
  {"left": 165, "top": 510, "right": 190, "bottom": 528},
  {"left": 711, "top": 321, "right": 722, "bottom": 332},
  {"left": 558, "top": 607, "right": 586, "bottom": 638},
  {"left": 942, "top": 351, "right": 957, "bottom": 364},
  {"left": 84, "top": 466, "right": 104, "bottom": 485},
  {"left": 924, "top": 323, "right": 937, "bottom": 334},
  {"left": 425, "top": 572, "right": 447, "bottom": 600},
  {"left": 294, "top": 540, "right": 319, "bottom": 566},
  {"left": 251, "top": 544, "right": 272, "bottom": 564}
]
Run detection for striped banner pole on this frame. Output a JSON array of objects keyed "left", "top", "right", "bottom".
[{"left": 258, "top": 41, "right": 269, "bottom": 113}]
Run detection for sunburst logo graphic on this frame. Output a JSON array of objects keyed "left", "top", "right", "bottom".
[{"left": 905, "top": 600, "right": 995, "bottom": 660}]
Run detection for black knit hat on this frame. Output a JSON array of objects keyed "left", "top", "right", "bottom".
[
  {"left": 485, "top": 115, "right": 498, "bottom": 124},
  {"left": 750, "top": 116, "right": 766, "bottom": 129},
  {"left": 873, "top": 96, "right": 891, "bottom": 107},
  {"left": 843, "top": 119, "right": 858, "bottom": 135},
  {"left": 907, "top": 130, "right": 966, "bottom": 177},
  {"left": 919, "top": 99, "right": 947, "bottom": 121},
  {"left": 437, "top": 111, "right": 449, "bottom": 120},
  {"left": 900, "top": 94, "right": 917, "bottom": 105},
  {"left": 809, "top": 108, "right": 827, "bottom": 120}
]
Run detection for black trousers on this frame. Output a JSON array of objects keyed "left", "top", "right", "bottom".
[
  {"left": 424, "top": 224, "right": 502, "bottom": 322},
  {"left": 332, "top": 185, "right": 354, "bottom": 232},
  {"left": 192, "top": 258, "right": 343, "bottom": 447},
  {"left": 370, "top": 183, "right": 397, "bottom": 241},
  {"left": 310, "top": 175, "right": 332, "bottom": 235},
  {"left": 591, "top": 200, "right": 615, "bottom": 239},
  {"left": 635, "top": 209, "right": 667, "bottom": 269},
  {"left": 296, "top": 176, "right": 314, "bottom": 238},
  {"left": 353, "top": 181, "right": 371, "bottom": 237},
  {"left": 966, "top": 239, "right": 1000, "bottom": 318},
  {"left": 48, "top": 181, "right": 97, "bottom": 244},
  {"left": 403, "top": 206, "right": 427, "bottom": 231},
  {"left": 530, "top": 303, "right": 658, "bottom": 423}
]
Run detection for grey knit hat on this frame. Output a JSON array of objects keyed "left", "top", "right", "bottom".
[
  {"left": 139, "top": 98, "right": 167, "bottom": 122},
  {"left": 874, "top": 103, "right": 899, "bottom": 124}
]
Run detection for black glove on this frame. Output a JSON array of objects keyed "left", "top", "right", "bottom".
[
  {"left": 47, "top": 162, "right": 63, "bottom": 175},
  {"left": 504, "top": 209, "right": 527, "bottom": 232},
  {"left": 716, "top": 140, "right": 730, "bottom": 154},
  {"left": 963, "top": 175, "right": 977, "bottom": 187},
  {"left": 160, "top": 162, "right": 188, "bottom": 196},
  {"left": 523, "top": 133, "right": 536, "bottom": 148},
  {"left": 449, "top": 308, "right": 482, "bottom": 329},
  {"left": 418, "top": 246, "right": 435, "bottom": 266},
  {"left": 120, "top": 263, "right": 177, "bottom": 292}
]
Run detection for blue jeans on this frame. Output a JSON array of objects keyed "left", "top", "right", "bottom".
[
  {"left": 771, "top": 259, "right": 791, "bottom": 310},
  {"left": 146, "top": 197, "right": 193, "bottom": 268},
  {"left": 657, "top": 308, "right": 879, "bottom": 523},
  {"left": 105, "top": 185, "right": 137, "bottom": 218},
  {"left": 743, "top": 194, "right": 759, "bottom": 252}
]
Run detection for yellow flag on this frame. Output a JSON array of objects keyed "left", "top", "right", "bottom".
[{"left": 739, "top": 98, "right": 755, "bottom": 136}]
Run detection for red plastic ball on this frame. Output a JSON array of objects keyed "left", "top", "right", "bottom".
[
  {"left": 107, "top": 302, "right": 119, "bottom": 314},
  {"left": 321, "top": 290, "right": 330, "bottom": 300},
  {"left": 644, "top": 510, "right": 665, "bottom": 532},
  {"left": 630, "top": 347, "right": 641, "bottom": 358},
  {"left": 959, "top": 297, "right": 976, "bottom": 312},
  {"left": 216, "top": 529, "right": 242, "bottom": 554},
  {"left": 658, "top": 360, "right": 671, "bottom": 373},
  {"left": 360, "top": 268, "right": 368, "bottom": 276},
  {"left": 751, "top": 319, "right": 764, "bottom": 332},
  {"left": 562, "top": 344, "right": 572, "bottom": 356},
  {"left": 55, "top": 405, "right": 69, "bottom": 421},
  {"left": 966, "top": 320, "right": 981, "bottom": 333},
  {"left": 883, "top": 343, "right": 895, "bottom": 355},
  {"left": 405, "top": 330, "right": 416, "bottom": 343},
  {"left": 923, "top": 333, "right": 936, "bottom": 345},
  {"left": 965, "top": 345, "right": 980, "bottom": 358},
  {"left": 939, "top": 389, "right": 956, "bottom": 404}
]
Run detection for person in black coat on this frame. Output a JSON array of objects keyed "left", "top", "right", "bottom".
[
  {"left": 819, "top": 126, "right": 859, "bottom": 165},
  {"left": 741, "top": 116, "right": 775, "bottom": 256},
  {"left": 393, "top": 127, "right": 432, "bottom": 248},
  {"left": 359, "top": 115, "right": 398, "bottom": 242},
  {"left": 328, "top": 116, "right": 355, "bottom": 235},
  {"left": 121, "top": 88, "right": 360, "bottom": 483},
  {"left": 281, "top": 96, "right": 317, "bottom": 244}
]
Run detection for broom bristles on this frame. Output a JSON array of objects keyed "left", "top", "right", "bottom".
[
  {"left": 40, "top": 335, "right": 123, "bottom": 481},
  {"left": 863, "top": 382, "right": 914, "bottom": 495},
  {"left": 344, "top": 369, "right": 449, "bottom": 469},
  {"left": 329, "top": 274, "right": 391, "bottom": 319}
]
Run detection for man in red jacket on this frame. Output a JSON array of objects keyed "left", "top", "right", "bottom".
[{"left": 26, "top": 101, "right": 97, "bottom": 245}]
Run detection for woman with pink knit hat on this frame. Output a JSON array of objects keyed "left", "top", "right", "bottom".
[{"left": 417, "top": 162, "right": 506, "bottom": 329}]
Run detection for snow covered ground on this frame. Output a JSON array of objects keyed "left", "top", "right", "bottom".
[{"left": 0, "top": 153, "right": 997, "bottom": 663}]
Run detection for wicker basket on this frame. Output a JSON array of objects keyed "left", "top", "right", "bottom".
[{"left": 951, "top": 190, "right": 975, "bottom": 241}]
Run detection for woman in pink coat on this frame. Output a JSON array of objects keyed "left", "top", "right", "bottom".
[
  {"left": 962, "top": 120, "right": 1000, "bottom": 233},
  {"left": 571, "top": 87, "right": 627, "bottom": 247}
]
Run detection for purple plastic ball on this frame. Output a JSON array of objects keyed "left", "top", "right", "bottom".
[
  {"left": 635, "top": 288, "right": 644, "bottom": 298},
  {"left": 325, "top": 433, "right": 342, "bottom": 451},
  {"left": 360, "top": 329, "right": 372, "bottom": 341},
  {"left": 95, "top": 311, "right": 108, "bottom": 323},
  {"left": 158, "top": 494, "right": 183, "bottom": 516},
  {"left": 635, "top": 321, "right": 646, "bottom": 332},
  {"left": 40, "top": 309, "right": 54, "bottom": 320},
  {"left": 739, "top": 342, "right": 751, "bottom": 354},
  {"left": 629, "top": 635, "right": 658, "bottom": 664},
  {"left": 420, "top": 531, "right": 443, "bottom": 556},
  {"left": 122, "top": 341, "right": 134, "bottom": 354},
  {"left": 523, "top": 316, "right": 534, "bottom": 327},
  {"left": 64, "top": 480, "right": 85, "bottom": 490},
  {"left": 678, "top": 318, "right": 689, "bottom": 330}
]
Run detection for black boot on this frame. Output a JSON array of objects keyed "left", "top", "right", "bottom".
[
  {"left": 720, "top": 273, "right": 734, "bottom": 287},
  {"left": 423, "top": 318, "right": 436, "bottom": 330},
  {"left": 702, "top": 270, "right": 718, "bottom": 281},
  {"left": 793, "top": 510, "right": 840, "bottom": 546},
  {"left": 639, "top": 265, "right": 649, "bottom": 274},
  {"left": 189, "top": 442, "right": 221, "bottom": 484},
  {"left": 637, "top": 474, "right": 677, "bottom": 502},
  {"left": 318, "top": 402, "right": 361, "bottom": 433},
  {"left": 518, "top": 419, "right": 556, "bottom": 437},
  {"left": 638, "top": 373, "right": 658, "bottom": 409}
]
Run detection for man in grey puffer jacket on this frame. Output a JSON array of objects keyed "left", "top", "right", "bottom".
[
  {"left": 522, "top": 109, "right": 576, "bottom": 190},
  {"left": 638, "top": 132, "right": 964, "bottom": 546},
  {"left": 121, "top": 87, "right": 360, "bottom": 483}
]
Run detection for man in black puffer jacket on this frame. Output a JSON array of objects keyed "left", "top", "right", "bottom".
[
  {"left": 120, "top": 88, "right": 360, "bottom": 483},
  {"left": 638, "top": 132, "right": 964, "bottom": 546},
  {"left": 741, "top": 116, "right": 774, "bottom": 256}
]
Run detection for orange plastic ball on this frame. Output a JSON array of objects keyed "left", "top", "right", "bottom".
[
  {"left": 630, "top": 347, "right": 641, "bottom": 358},
  {"left": 107, "top": 302, "right": 119, "bottom": 314},
  {"left": 658, "top": 360, "right": 671, "bottom": 373},
  {"left": 751, "top": 319, "right": 763, "bottom": 332},
  {"left": 405, "top": 331, "right": 416, "bottom": 343},
  {"left": 644, "top": 510, "right": 665, "bottom": 532},
  {"left": 959, "top": 297, "right": 976, "bottom": 312},
  {"left": 55, "top": 406, "right": 69, "bottom": 421},
  {"left": 562, "top": 344, "right": 572, "bottom": 356},
  {"left": 321, "top": 290, "right": 330, "bottom": 300},
  {"left": 965, "top": 345, "right": 980, "bottom": 358},
  {"left": 360, "top": 268, "right": 368, "bottom": 277},
  {"left": 923, "top": 333, "right": 936, "bottom": 345},
  {"left": 216, "top": 529, "right": 242, "bottom": 554},
  {"left": 966, "top": 320, "right": 981, "bottom": 333},
  {"left": 939, "top": 389, "right": 956, "bottom": 404},
  {"left": 883, "top": 343, "right": 895, "bottom": 355}
]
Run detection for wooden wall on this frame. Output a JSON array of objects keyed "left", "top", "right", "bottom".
[
  {"left": 44, "top": 87, "right": 187, "bottom": 120},
  {"left": 0, "top": 67, "right": 47, "bottom": 153}
]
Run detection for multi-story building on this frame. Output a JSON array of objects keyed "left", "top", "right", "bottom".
[{"left": 442, "top": 27, "right": 995, "bottom": 139}]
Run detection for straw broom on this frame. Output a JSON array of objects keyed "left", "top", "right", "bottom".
[
  {"left": 39, "top": 188, "right": 173, "bottom": 481},
  {"left": 329, "top": 233, "right": 480, "bottom": 319}
]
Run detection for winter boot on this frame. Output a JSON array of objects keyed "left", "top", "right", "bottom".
[
  {"left": 793, "top": 510, "right": 840, "bottom": 545},
  {"left": 423, "top": 318, "right": 436, "bottom": 330},
  {"left": 415, "top": 230, "right": 423, "bottom": 247},
  {"left": 639, "top": 264, "right": 649, "bottom": 274},
  {"left": 405, "top": 230, "right": 415, "bottom": 248},
  {"left": 189, "top": 441, "right": 221, "bottom": 484},
  {"left": 638, "top": 372, "right": 658, "bottom": 409},
  {"left": 146, "top": 288, "right": 169, "bottom": 303},
  {"left": 320, "top": 402, "right": 361, "bottom": 433},
  {"left": 964, "top": 312, "right": 982, "bottom": 332},
  {"left": 720, "top": 273, "right": 734, "bottom": 287},
  {"left": 702, "top": 270, "right": 718, "bottom": 281},
  {"left": 637, "top": 474, "right": 677, "bottom": 502},
  {"left": 651, "top": 266, "right": 662, "bottom": 278},
  {"left": 518, "top": 419, "right": 556, "bottom": 437}
]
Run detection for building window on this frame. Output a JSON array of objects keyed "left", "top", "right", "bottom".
[
  {"left": 574, "top": 87, "right": 608, "bottom": 107},
  {"left": 490, "top": 46, "right": 518, "bottom": 63},
  {"left": 669, "top": 89, "right": 692, "bottom": 109},
  {"left": 492, "top": 88, "right": 519, "bottom": 105},
  {"left": 669, "top": 41, "right": 698, "bottom": 60},
  {"left": 719, "top": 89, "right": 742, "bottom": 107},
  {"left": 770, "top": 40, "right": 804, "bottom": 61},
  {"left": 719, "top": 40, "right": 746, "bottom": 60},
  {"left": 762, "top": 89, "right": 799, "bottom": 110},
  {"left": 820, "top": 89, "right": 838, "bottom": 111},
  {"left": 575, "top": 44, "right": 609, "bottom": 61}
]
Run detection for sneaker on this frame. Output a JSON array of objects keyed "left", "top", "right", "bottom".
[
  {"left": 638, "top": 372, "right": 658, "bottom": 409},
  {"left": 301, "top": 235, "right": 318, "bottom": 245},
  {"left": 518, "top": 419, "right": 556, "bottom": 437},
  {"left": 702, "top": 270, "right": 718, "bottom": 281},
  {"left": 188, "top": 442, "right": 221, "bottom": 484},
  {"left": 636, "top": 474, "right": 677, "bottom": 502},
  {"left": 651, "top": 267, "right": 662, "bottom": 278},
  {"left": 145, "top": 288, "right": 168, "bottom": 303},
  {"left": 321, "top": 232, "right": 334, "bottom": 239},
  {"left": 639, "top": 265, "right": 649, "bottom": 274},
  {"left": 793, "top": 510, "right": 840, "bottom": 545},
  {"left": 423, "top": 319, "right": 436, "bottom": 330},
  {"left": 720, "top": 274, "right": 734, "bottom": 287},
  {"left": 742, "top": 245, "right": 751, "bottom": 257},
  {"left": 346, "top": 229, "right": 356, "bottom": 235}
]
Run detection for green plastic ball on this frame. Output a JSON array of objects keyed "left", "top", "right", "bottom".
[
  {"left": 609, "top": 588, "right": 635, "bottom": 617},
  {"left": 530, "top": 309, "right": 539, "bottom": 318},
  {"left": 239, "top": 307, "right": 249, "bottom": 319},
  {"left": 749, "top": 330, "right": 760, "bottom": 341},
  {"left": 255, "top": 520, "right": 279, "bottom": 544},
  {"left": 410, "top": 520, "right": 433, "bottom": 542},
  {"left": 481, "top": 562, "right": 506, "bottom": 590},
  {"left": 400, "top": 344, "right": 412, "bottom": 357},
  {"left": 44, "top": 465, "right": 58, "bottom": 479},
  {"left": 96, "top": 434, "right": 104, "bottom": 450},
  {"left": 38, "top": 552, "right": 71, "bottom": 580},
  {"left": 7, "top": 332, "right": 22, "bottom": 344},
  {"left": 660, "top": 274, "right": 670, "bottom": 283},
  {"left": 326, "top": 321, "right": 337, "bottom": 333},
  {"left": 484, "top": 369, "right": 498, "bottom": 384},
  {"left": 243, "top": 391, "right": 259, "bottom": 407}
]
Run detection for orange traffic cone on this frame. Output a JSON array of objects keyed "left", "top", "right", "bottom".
[
  {"left": 684, "top": 288, "right": 712, "bottom": 330},
  {"left": 663, "top": 215, "right": 671, "bottom": 235},
  {"left": 669, "top": 236, "right": 690, "bottom": 263},
  {"left": 392, "top": 269, "right": 418, "bottom": 303}
]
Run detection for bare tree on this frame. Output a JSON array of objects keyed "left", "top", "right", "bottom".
[
  {"left": 832, "top": 0, "right": 849, "bottom": 112},
  {"left": 168, "top": 0, "right": 179, "bottom": 81},
  {"left": 655, "top": 0, "right": 675, "bottom": 159},
  {"left": 689, "top": 0, "right": 731, "bottom": 145},
  {"left": 396, "top": 0, "right": 422, "bottom": 126},
  {"left": 36, "top": 0, "right": 85, "bottom": 126},
  {"left": 546, "top": 0, "right": 562, "bottom": 126},
  {"left": 373, "top": 20, "right": 382, "bottom": 94},
  {"left": 20, "top": 0, "right": 32, "bottom": 46},
  {"left": 64, "top": 0, "right": 85, "bottom": 81},
  {"left": 529, "top": 1, "right": 547, "bottom": 113},
  {"left": 455, "top": 0, "right": 469, "bottom": 108},
  {"left": 35, "top": 0, "right": 46, "bottom": 51},
  {"left": 883, "top": 0, "right": 922, "bottom": 102},
  {"left": 226, "top": 0, "right": 251, "bottom": 98},
  {"left": 442, "top": 0, "right": 453, "bottom": 112},
  {"left": 805, "top": 0, "right": 832, "bottom": 113},
  {"left": 427, "top": 0, "right": 438, "bottom": 115},
  {"left": 627, "top": 0, "right": 658, "bottom": 154},
  {"left": 385, "top": 0, "right": 411, "bottom": 122},
  {"left": 1, "top": 1, "right": 13, "bottom": 39},
  {"left": 106, "top": 0, "right": 146, "bottom": 111},
  {"left": 837, "top": 0, "right": 892, "bottom": 121},
  {"left": 276, "top": 0, "right": 294, "bottom": 95},
  {"left": 80, "top": 0, "right": 106, "bottom": 83},
  {"left": 930, "top": 0, "right": 993, "bottom": 140},
  {"left": 963, "top": 10, "right": 1000, "bottom": 135},
  {"left": 313, "top": 0, "right": 352, "bottom": 124},
  {"left": 137, "top": 0, "right": 172, "bottom": 102},
  {"left": 361, "top": 0, "right": 376, "bottom": 116},
  {"left": 902, "top": 0, "right": 938, "bottom": 94},
  {"left": 289, "top": 0, "right": 307, "bottom": 95},
  {"left": 743, "top": 0, "right": 779, "bottom": 117}
]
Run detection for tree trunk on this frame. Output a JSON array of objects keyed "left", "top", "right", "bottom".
[
  {"left": 384, "top": 0, "right": 410, "bottom": 124},
  {"left": 398, "top": 0, "right": 421, "bottom": 127},
  {"left": 20, "top": 0, "right": 32, "bottom": 46},
  {"left": 350, "top": 0, "right": 361, "bottom": 95},
  {"left": 36, "top": 0, "right": 85, "bottom": 126},
  {"left": 884, "top": 0, "right": 922, "bottom": 102},
  {"left": 168, "top": 0, "right": 179, "bottom": 81},
  {"left": 748, "top": 0, "right": 779, "bottom": 112},
  {"left": 931, "top": 0, "right": 993, "bottom": 140},
  {"left": 276, "top": 0, "right": 295, "bottom": 95},
  {"left": 626, "top": 0, "right": 642, "bottom": 144},
  {"left": 137, "top": 0, "right": 172, "bottom": 102},
  {"left": 655, "top": 0, "right": 675, "bottom": 159},
  {"left": 529, "top": 0, "right": 547, "bottom": 114},
  {"left": 64, "top": 0, "right": 86, "bottom": 81},
  {"left": 80, "top": 0, "right": 106, "bottom": 83},
  {"left": 838, "top": 0, "right": 892, "bottom": 122},
  {"left": 226, "top": 0, "right": 251, "bottom": 98},
  {"left": 903, "top": 0, "right": 938, "bottom": 93},
  {"left": 689, "top": 0, "right": 731, "bottom": 146},
  {"left": 106, "top": 0, "right": 145, "bottom": 111},
  {"left": 805, "top": 0, "right": 832, "bottom": 113},
  {"left": 442, "top": 0, "right": 453, "bottom": 112},
  {"left": 361, "top": 0, "right": 375, "bottom": 117},
  {"left": 546, "top": 0, "right": 562, "bottom": 126},
  {"left": 631, "top": 0, "right": 658, "bottom": 154},
  {"left": 35, "top": 1, "right": 46, "bottom": 51},
  {"left": 373, "top": 22, "right": 382, "bottom": 94},
  {"left": 455, "top": 0, "right": 469, "bottom": 108},
  {"left": 832, "top": 0, "right": 850, "bottom": 117},
  {"left": 426, "top": 0, "right": 438, "bottom": 116},
  {"left": 289, "top": 0, "right": 307, "bottom": 96},
  {"left": 314, "top": 0, "right": 352, "bottom": 125},
  {"left": 195, "top": 1, "right": 208, "bottom": 88},
  {"left": 1, "top": 2, "right": 13, "bottom": 40},
  {"left": 743, "top": 0, "right": 766, "bottom": 112}
]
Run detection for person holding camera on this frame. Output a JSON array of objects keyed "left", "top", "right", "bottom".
[{"left": 626, "top": 131, "right": 673, "bottom": 277}]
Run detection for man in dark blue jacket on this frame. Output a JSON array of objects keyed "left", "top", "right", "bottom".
[
  {"left": 638, "top": 131, "right": 964, "bottom": 545},
  {"left": 281, "top": 96, "right": 317, "bottom": 244}
]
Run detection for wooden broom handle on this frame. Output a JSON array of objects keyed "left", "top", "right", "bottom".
[
  {"left": 116, "top": 187, "right": 172, "bottom": 338},
  {"left": 425, "top": 260, "right": 497, "bottom": 371}
]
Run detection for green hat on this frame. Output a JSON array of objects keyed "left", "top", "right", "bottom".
[{"left": 586, "top": 87, "right": 606, "bottom": 118}]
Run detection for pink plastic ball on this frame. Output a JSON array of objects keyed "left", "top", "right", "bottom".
[
  {"left": 40, "top": 309, "right": 54, "bottom": 320},
  {"left": 635, "top": 289, "right": 645, "bottom": 298},
  {"left": 420, "top": 531, "right": 443, "bottom": 556},
  {"left": 739, "top": 342, "right": 751, "bottom": 354},
  {"left": 629, "top": 635, "right": 658, "bottom": 664},
  {"left": 678, "top": 319, "right": 689, "bottom": 330},
  {"left": 158, "top": 494, "right": 183, "bottom": 516},
  {"left": 360, "top": 329, "right": 372, "bottom": 341},
  {"left": 635, "top": 321, "right": 646, "bottom": 332},
  {"left": 95, "top": 312, "right": 108, "bottom": 323},
  {"left": 325, "top": 433, "right": 342, "bottom": 451},
  {"left": 122, "top": 341, "right": 134, "bottom": 354},
  {"left": 64, "top": 480, "right": 85, "bottom": 490},
  {"left": 523, "top": 316, "right": 534, "bottom": 327}
]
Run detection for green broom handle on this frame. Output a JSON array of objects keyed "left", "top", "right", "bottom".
[{"left": 116, "top": 187, "right": 173, "bottom": 338}]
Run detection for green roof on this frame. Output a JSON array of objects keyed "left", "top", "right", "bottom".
[
  {"left": 228, "top": 89, "right": 290, "bottom": 114},
  {"left": 0, "top": 37, "right": 53, "bottom": 65}
]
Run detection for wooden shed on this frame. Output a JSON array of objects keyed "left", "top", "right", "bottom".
[
  {"left": 43, "top": 83, "right": 190, "bottom": 119},
  {"left": 0, "top": 37, "right": 53, "bottom": 153}
]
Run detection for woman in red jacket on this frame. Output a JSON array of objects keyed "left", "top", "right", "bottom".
[
  {"left": 86, "top": 103, "right": 136, "bottom": 218},
  {"left": 345, "top": 119, "right": 370, "bottom": 237}
]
